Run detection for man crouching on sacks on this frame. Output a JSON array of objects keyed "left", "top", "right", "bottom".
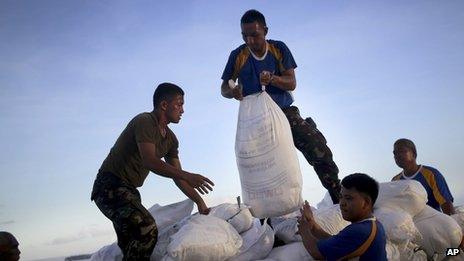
[
  {"left": 91, "top": 83, "right": 215, "bottom": 261},
  {"left": 297, "top": 173, "right": 387, "bottom": 260}
]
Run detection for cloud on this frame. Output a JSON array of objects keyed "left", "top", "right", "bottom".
[{"left": 47, "top": 224, "right": 113, "bottom": 246}]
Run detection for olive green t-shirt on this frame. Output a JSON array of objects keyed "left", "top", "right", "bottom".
[{"left": 99, "top": 112, "right": 179, "bottom": 187}]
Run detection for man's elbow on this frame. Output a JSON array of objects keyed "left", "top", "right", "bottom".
[{"left": 288, "top": 82, "right": 296, "bottom": 91}]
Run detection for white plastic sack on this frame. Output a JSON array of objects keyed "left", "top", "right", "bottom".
[
  {"left": 235, "top": 92, "right": 303, "bottom": 218},
  {"left": 313, "top": 204, "right": 350, "bottom": 236},
  {"left": 375, "top": 180, "right": 427, "bottom": 216},
  {"left": 374, "top": 207, "right": 422, "bottom": 244},
  {"left": 148, "top": 199, "right": 194, "bottom": 231},
  {"left": 208, "top": 203, "right": 254, "bottom": 233},
  {"left": 273, "top": 204, "right": 349, "bottom": 244},
  {"left": 91, "top": 200, "right": 194, "bottom": 261},
  {"left": 316, "top": 191, "right": 333, "bottom": 210},
  {"left": 90, "top": 242, "right": 122, "bottom": 261},
  {"left": 386, "top": 241, "right": 400, "bottom": 261},
  {"left": 229, "top": 218, "right": 275, "bottom": 261},
  {"left": 396, "top": 241, "right": 428, "bottom": 261},
  {"left": 166, "top": 215, "right": 242, "bottom": 261},
  {"left": 413, "top": 205, "right": 463, "bottom": 260},
  {"left": 257, "top": 242, "right": 314, "bottom": 261},
  {"left": 451, "top": 205, "right": 464, "bottom": 233}
]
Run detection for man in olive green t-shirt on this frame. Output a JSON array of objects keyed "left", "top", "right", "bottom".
[{"left": 91, "top": 82, "right": 214, "bottom": 261}]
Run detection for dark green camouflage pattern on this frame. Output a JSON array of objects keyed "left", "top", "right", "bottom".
[
  {"left": 282, "top": 106, "right": 341, "bottom": 203},
  {"left": 92, "top": 173, "right": 157, "bottom": 261}
]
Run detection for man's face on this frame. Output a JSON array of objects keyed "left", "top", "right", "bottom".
[
  {"left": 241, "top": 22, "right": 267, "bottom": 54},
  {"left": 0, "top": 235, "right": 20, "bottom": 261},
  {"left": 393, "top": 144, "right": 416, "bottom": 169},
  {"left": 165, "top": 94, "right": 184, "bottom": 124},
  {"left": 339, "top": 187, "right": 370, "bottom": 222}
]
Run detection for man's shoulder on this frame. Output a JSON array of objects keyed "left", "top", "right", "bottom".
[
  {"left": 268, "top": 39, "right": 290, "bottom": 50},
  {"left": 230, "top": 43, "right": 248, "bottom": 55},
  {"left": 421, "top": 165, "right": 441, "bottom": 175},
  {"left": 130, "top": 112, "right": 156, "bottom": 127},
  {"left": 392, "top": 172, "right": 403, "bottom": 181}
]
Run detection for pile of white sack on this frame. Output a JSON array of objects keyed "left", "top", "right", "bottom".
[
  {"left": 91, "top": 200, "right": 274, "bottom": 261},
  {"left": 91, "top": 180, "right": 463, "bottom": 261},
  {"left": 267, "top": 179, "right": 463, "bottom": 261}
]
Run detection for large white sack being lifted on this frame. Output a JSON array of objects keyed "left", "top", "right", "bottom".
[{"left": 235, "top": 92, "right": 303, "bottom": 218}]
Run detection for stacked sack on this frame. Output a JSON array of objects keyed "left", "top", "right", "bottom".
[
  {"left": 266, "top": 180, "right": 462, "bottom": 261},
  {"left": 91, "top": 201, "right": 275, "bottom": 261}
]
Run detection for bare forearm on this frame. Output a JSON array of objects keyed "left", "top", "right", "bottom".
[
  {"left": 301, "top": 233, "right": 324, "bottom": 259},
  {"left": 312, "top": 225, "right": 332, "bottom": 239},
  {"left": 221, "top": 81, "right": 234, "bottom": 98},
  {"left": 144, "top": 157, "right": 186, "bottom": 180},
  {"left": 271, "top": 74, "right": 296, "bottom": 91},
  {"left": 174, "top": 179, "right": 206, "bottom": 206}
]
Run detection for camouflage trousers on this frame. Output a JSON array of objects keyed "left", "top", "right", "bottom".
[
  {"left": 91, "top": 172, "right": 157, "bottom": 261},
  {"left": 282, "top": 106, "right": 341, "bottom": 203}
]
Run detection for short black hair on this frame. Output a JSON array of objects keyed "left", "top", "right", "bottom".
[
  {"left": 241, "top": 9, "right": 266, "bottom": 26},
  {"left": 153, "top": 82, "right": 184, "bottom": 109},
  {"left": 341, "top": 173, "right": 379, "bottom": 205},
  {"left": 394, "top": 138, "right": 417, "bottom": 158}
]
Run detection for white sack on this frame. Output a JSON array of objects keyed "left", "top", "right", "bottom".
[
  {"left": 386, "top": 241, "right": 400, "bottom": 261},
  {"left": 374, "top": 207, "right": 422, "bottom": 244},
  {"left": 273, "top": 204, "right": 349, "bottom": 244},
  {"left": 90, "top": 243, "right": 122, "bottom": 261},
  {"left": 313, "top": 204, "right": 350, "bottom": 235},
  {"left": 413, "top": 205, "right": 463, "bottom": 260},
  {"left": 148, "top": 199, "right": 194, "bottom": 231},
  {"left": 229, "top": 218, "right": 275, "bottom": 261},
  {"left": 316, "top": 191, "right": 333, "bottom": 210},
  {"left": 235, "top": 92, "right": 303, "bottom": 218},
  {"left": 208, "top": 203, "right": 254, "bottom": 233},
  {"left": 257, "top": 242, "right": 314, "bottom": 261},
  {"left": 91, "top": 200, "right": 194, "bottom": 261},
  {"left": 376, "top": 180, "right": 427, "bottom": 216},
  {"left": 451, "top": 205, "right": 464, "bottom": 233},
  {"left": 166, "top": 215, "right": 242, "bottom": 261},
  {"left": 396, "top": 241, "right": 428, "bottom": 261}
]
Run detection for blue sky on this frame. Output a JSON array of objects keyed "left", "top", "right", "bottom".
[{"left": 1, "top": 1, "right": 463, "bottom": 259}]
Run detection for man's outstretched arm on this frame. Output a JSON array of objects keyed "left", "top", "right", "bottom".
[
  {"left": 138, "top": 142, "right": 214, "bottom": 193},
  {"left": 166, "top": 156, "right": 211, "bottom": 215}
]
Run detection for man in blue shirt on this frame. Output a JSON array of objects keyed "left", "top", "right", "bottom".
[
  {"left": 220, "top": 9, "right": 341, "bottom": 203},
  {"left": 297, "top": 173, "right": 387, "bottom": 260},
  {"left": 392, "top": 138, "right": 455, "bottom": 215}
]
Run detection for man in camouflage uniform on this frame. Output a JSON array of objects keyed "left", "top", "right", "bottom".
[
  {"left": 91, "top": 83, "right": 214, "bottom": 260},
  {"left": 221, "top": 10, "right": 341, "bottom": 203}
]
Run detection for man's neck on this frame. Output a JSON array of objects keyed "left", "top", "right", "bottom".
[
  {"left": 403, "top": 163, "right": 420, "bottom": 177},
  {"left": 154, "top": 110, "right": 168, "bottom": 128},
  {"left": 353, "top": 212, "right": 374, "bottom": 223},
  {"left": 249, "top": 41, "right": 268, "bottom": 58}
]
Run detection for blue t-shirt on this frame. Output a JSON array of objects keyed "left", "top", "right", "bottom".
[
  {"left": 317, "top": 218, "right": 387, "bottom": 261},
  {"left": 221, "top": 40, "right": 297, "bottom": 108},
  {"left": 392, "top": 165, "right": 454, "bottom": 211}
]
